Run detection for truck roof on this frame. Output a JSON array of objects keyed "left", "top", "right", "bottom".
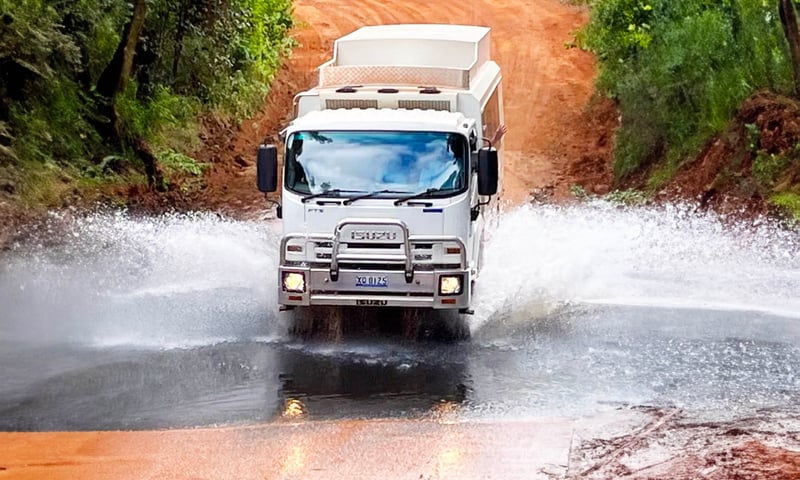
[
  {"left": 335, "top": 24, "right": 489, "bottom": 69},
  {"left": 340, "top": 24, "right": 488, "bottom": 41},
  {"left": 319, "top": 24, "right": 493, "bottom": 90},
  {"left": 288, "top": 108, "right": 469, "bottom": 133}
]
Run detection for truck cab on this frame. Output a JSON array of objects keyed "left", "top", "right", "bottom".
[{"left": 257, "top": 24, "right": 503, "bottom": 314}]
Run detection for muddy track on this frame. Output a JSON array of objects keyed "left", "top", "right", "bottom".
[{"left": 198, "top": 0, "right": 614, "bottom": 212}]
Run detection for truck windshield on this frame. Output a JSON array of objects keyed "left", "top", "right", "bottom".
[{"left": 284, "top": 131, "right": 469, "bottom": 196}]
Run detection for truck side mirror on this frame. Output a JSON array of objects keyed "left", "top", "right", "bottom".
[
  {"left": 477, "top": 147, "right": 498, "bottom": 196},
  {"left": 257, "top": 144, "right": 278, "bottom": 192}
]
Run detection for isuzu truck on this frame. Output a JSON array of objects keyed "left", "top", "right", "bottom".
[{"left": 257, "top": 24, "right": 504, "bottom": 321}]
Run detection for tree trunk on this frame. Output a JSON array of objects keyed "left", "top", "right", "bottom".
[
  {"left": 94, "top": 0, "right": 162, "bottom": 190},
  {"left": 134, "top": 137, "right": 165, "bottom": 191},
  {"left": 96, "top": 0, "right": 147, "bottom": 99},
  {"left": 779, "top": 0, "right": 800, "bottom": 96},
  {"left": 172, "top": 0, "right": 189, "bottom": 80}
]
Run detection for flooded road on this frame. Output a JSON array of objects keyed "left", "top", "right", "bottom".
[
  {"left": 1, "top": 305, "right": 799, "bottom": 431},
  {"left": 1, "top": 203, "right": 799, "bottom": 430},
  {"left": 1, "top": 204, "right": 799, "bottom": 477}
]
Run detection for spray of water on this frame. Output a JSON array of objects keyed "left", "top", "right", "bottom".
[
  {"left": 472, "top": 201, "right": 800, "bottom": 332},
  {"left": 1, "top": 203, "right": 798, "bottom": 348},
  {"left": 0, "top": 210, "right": 284, "bottom": 348}
]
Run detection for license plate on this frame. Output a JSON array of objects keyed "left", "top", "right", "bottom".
[{"left": 355, "top": 275, "right": 388, "bottom": 288}]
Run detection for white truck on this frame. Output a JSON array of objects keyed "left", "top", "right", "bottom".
[{"left": 257, "top": 24, "right": 504, "bottom": 320}]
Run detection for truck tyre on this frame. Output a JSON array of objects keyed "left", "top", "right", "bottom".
[
  {"left": 412, "top": 309, "right": 470, "bottom": 342},
  {"left": 290, "top": 306, "right": 344, "bottom": 341}
]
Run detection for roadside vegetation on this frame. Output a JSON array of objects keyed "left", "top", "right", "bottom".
[
  {"left": 0, "top": 0, "right": 293, "bottom": 207},
  {"left": 581, "top": 0, "right": 800, "bottom": 219}
]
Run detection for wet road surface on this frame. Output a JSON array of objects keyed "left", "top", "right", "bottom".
[
  {"left": 1, "top": 305, "right": 800, "bottom": 431},
  {"left": 1, "top": 205, "right": 799, "bottom": 477}
]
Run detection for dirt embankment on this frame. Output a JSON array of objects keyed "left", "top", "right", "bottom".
[
  {"left": 662, "top": 92, "right": 800, "bottom": 215},
  {"left": 632, "top": 91, "right": 800, "bottom": 220}
]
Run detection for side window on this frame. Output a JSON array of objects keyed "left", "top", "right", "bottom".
[
  {"left": 285, "top": 135, "right": 311, "bottom": 193},
  {"left": 481, "top": 88, "right": 502, "bottom": 148}
]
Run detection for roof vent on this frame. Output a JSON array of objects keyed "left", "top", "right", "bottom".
[
  {"left": 398, "top": 100, "right": 451, "bottom": 111},
  {"left": 419, "top": 87, "right": 441, "bottom": 94},
  {"left": 325, "top": 99, "right": 379, "bottom": 109},
  {"left": 335, "top": 86, "right": 359, "bottom": 93},
  {"left": 377, "top": 88, "right": 399, "bottom": 93}
]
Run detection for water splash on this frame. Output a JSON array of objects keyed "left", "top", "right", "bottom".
[
  {"left": 472, "top": 201, "right": 800, "bottom": 332},
  {"left": 0, "top": 210, "right": 284, "bottom": 348},
  {"left": 1, "top": 203, "right": 798, "bottom": 348}
]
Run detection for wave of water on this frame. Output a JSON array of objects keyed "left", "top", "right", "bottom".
[
  {"left": 473, "top": 201, "right": 800, "bottom": 331},
  {"left": 1, "top": 203, "right": 798, "bottom": 348},
  {"left": 0, "top": 210, "right": 285, "bottom": 348}
]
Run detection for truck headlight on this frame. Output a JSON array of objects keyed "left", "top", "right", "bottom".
[
  {"left": 282, "top": 272, "right": 306, "bottom": 293},
  {"left": 439, "top": 275, "right": 463, "bottom": 295}
]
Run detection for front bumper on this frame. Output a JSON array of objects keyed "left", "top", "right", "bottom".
[
  {"left": 279, "top": 266, "right": 471, "bottom": 309},
  {"left": 278, "top": 218, "right": 471, "bottom": 310}
]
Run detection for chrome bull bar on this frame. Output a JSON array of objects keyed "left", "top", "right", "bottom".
[{"left": 279, "top": 218, "right": 468, "bottom": 283}]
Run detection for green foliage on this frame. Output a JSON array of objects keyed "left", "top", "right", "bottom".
[
  {"left": 0, "top": 0, "right": 82, "bottom": 81},
  {"left": 0, "top": 0, "right": 293, "bottom": 204},
  {"left": 56, "top": 0, "right": 131, "bottom": 83},
  {"left": 583, "top": 0, "right": 793, "bottom": 182},
  {"left": 158, "top": 149, "right": 208, "bottom": 177},
  {"left": 604, "top": 188, "right": 649, "bottom": 205},
  {"left": 157, "top": 149, "right": 209, "bottom": 193},
  {"left": 8, "top": 78, "right": 100, "bottom": 166},
  {"left": 752, "top": 152, "right": 792, "bottom": 187},
  {"left": 770, "top": 191, "right": 800, "bottom": 219},
  {"left": 15, "top": 161, "right": 70, "bottom": 206},
  {"left": 646, "top": 155, "right": 681, "bottom": 191},
  {"left": 569, "top": 183, "right": 590, "bottom": 199},
  {"left": 115, "top": 82, "right": 200, "bottom": 150},
  {"left": 569, "top": 183, "right": 651, "bottom": 205},
  {"left": 145, "top": 0, "right": 294, "bottom": 116},
  {"left": 745, "top": 123, "right": 761, "bottom": 152}
]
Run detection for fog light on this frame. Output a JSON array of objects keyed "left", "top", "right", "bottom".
[
  {"left": 282, "top": 272, "right": 306, "bottom": 293},
  {"left": 439, "top": 275, "right": 462, "bottom": 295}
]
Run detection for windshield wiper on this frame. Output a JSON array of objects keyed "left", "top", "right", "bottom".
[
  {"left": 393, "top": 188, "right": 452, "bottom": 206},
  {"left": 301, "top": 189, "right": 362, "bottom": 203},
  {"left": 343, "top": 189, "right": 410, "bottom": 205}
]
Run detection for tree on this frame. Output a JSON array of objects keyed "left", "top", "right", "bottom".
[
  {"left": 96, "top": 0, "right": 147, "bottom": 99},
  {"left": 779, "top": 0, "right": 800, "bottom": 96},
  {"left": 96, "top": 0, "right": 164, "bottom": 189}
]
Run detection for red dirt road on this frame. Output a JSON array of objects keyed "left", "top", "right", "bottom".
[
  {"left": 289, "top": 0, "right": 602, "bottom": 204},
  {"left": 0, "top": 419, "right": 574, "bottom": 479},
  {"left": 197, "top": 0, "right": 614, "bottom": 213}
]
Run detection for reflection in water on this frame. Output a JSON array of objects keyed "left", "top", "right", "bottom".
[
  {"left": 281, "top": 398, "right": 308, "bottom": 419},
  {"left": 0, "top": 342, "right": 282, "bottom": 431},
  {"left": 0, "top": 339, "right": 471, "bottom": 430},
  {"left": 274, "top": 343, "right": 470, "bottom": 420}
]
